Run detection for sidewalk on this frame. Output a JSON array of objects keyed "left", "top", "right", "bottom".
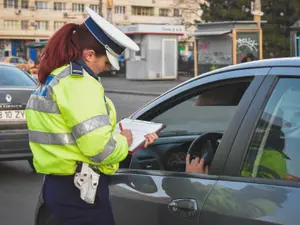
[{"left": 101, "top": 75, "right": 193, "bottom": 96}]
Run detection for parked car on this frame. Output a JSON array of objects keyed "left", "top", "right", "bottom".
[
  {"left": 0, "top": 63, "right": 37, "bottom": 170},
  {"left": 0, "top": 56, "right": 36, "bottom": 74},
  {"left": 36, "top": 57, "right": 300, "bottom": 225}
]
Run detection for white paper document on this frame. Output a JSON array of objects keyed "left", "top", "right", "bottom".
[{"left": 114, "top": 118, "right": 166, "bottom": 153}]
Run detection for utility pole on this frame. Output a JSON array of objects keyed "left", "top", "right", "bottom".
[
  {"left": 99, "top": 0, "right": 103, "bottom": 16},
  {"left": 106, "top": 0, "right": 114, "bottom": 23},
  {"left": 251, "top": 0, "right": 264, "bottom": 28},
  {"left": 251, "top": 0, "right": 264, "bottom": 60}
]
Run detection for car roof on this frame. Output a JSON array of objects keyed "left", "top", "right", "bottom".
[
  {"left": 189, "top": 57, "right": 300, "bottom": 82},
  {"left": 214, "top": 57, "right": 300, "bottom": 72},
  {"left": 162, "top": 57, "right": 300, "bottom": 96},
  {"left": 200, "top": 57, "right": 300, "bottom": 77},
  {"left": 0, "top": 62, "right": 17, "bottom": 67}
]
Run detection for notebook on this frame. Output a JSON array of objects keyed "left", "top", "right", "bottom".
[{"left": 114, "top": 118, "right": 166, "bottom": 154}]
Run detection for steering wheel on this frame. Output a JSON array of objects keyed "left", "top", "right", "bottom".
[{"left": 187, "top": 132, "right": 223, "bottom": 168}]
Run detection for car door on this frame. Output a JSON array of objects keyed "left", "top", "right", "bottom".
[
  {"left": 109, "top": 67, "right": 270, "bottom": 225},
  {"left": 200, "top": 66, "right": 300, "bottom": 225}
]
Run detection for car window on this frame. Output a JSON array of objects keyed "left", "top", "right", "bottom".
[
  {"left": 10, "top": 58, "right": 17, "bottom": 64},
  {"left": 0, "top": 66, "right": 36, "bottom": 86},
  {"left": 151, "top": 79, "right": 252, "bottom": 137},
  {"left": 17, "top": 58, "right": 27, "bottom": 64},
  {"left": 242, "top": 78, "right": 300, "bottom": 181}
]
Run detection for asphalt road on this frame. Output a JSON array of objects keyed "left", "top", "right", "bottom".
[{"left": 0, "top": 93, "right": 154, "bottom": 225}]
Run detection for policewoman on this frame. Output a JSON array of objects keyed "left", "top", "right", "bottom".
[{"left": 25, "top": 7, "right": 158, "bottom": 225}]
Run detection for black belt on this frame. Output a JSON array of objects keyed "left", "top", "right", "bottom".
[{"left": 76, "top": 162, "right": 101, "bottom": 175}]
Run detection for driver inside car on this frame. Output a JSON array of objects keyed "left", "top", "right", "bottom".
[
  {"left": 185, "top": 126, "right": 300, "bottom": 181},
  {"left": 185, "top": 154, "right": 208, "bottom": 174}
]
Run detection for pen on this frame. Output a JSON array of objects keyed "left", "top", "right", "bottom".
[{"left": 119, "top": 122, "right": 123, "bottom": 132}]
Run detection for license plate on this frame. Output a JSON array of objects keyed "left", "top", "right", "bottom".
[{"left": 0, "top": 110, "right": 25, "bottom": 121}]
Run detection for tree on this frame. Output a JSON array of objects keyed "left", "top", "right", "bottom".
[
  {"left": 200, "top": 0, "right": 252, "bottom": 22},
  {"left": 173, "top": 0, "right": 206, "bottom": 27},
  {"left": 176, "top": 0, "right": 300, "bottom": 58}
]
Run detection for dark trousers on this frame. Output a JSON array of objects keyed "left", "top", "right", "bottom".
[{"left": 43, "top": 174, "right": 115, "bottom": 225}]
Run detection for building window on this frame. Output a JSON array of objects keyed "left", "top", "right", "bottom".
[
  {"left": 72, "top": 3, "right": 84, "bottom": 12},
  {"left": 54, "top": 21, "right": 65, "bottom": 30},
  {"left": 21, "top": 0, "right": 28, "bottom": 9},
  {"left": 4, "top": 0, "right": 18, "bottom": 8},
  {"left": 115, "top": 6, "right": 125, "bottom": 14},
  {"left": 132, "top": 6, "right": 154, "bottom": 16},
  {"left": 4, "top": 20, "right": 20, "bottom": 29},
  {"left": 173, "top": 9, "right": 181, "bottom": 17},
  {"left": 54, "top": 2, "right": 66, "bottom": 11},
  {"left": 21, "top": 21, "right": 29, "bottom": 30},
  {"left": 35, "top": 1, "right": 48, "bottom": 10},
  {"left": 36, "top": 21, "right": 49, "bottom": 30},
  {"left": 90, "top": 4, "right": 99, "bottom": 14},
  {"left": 159, "top": 8, "right": 169, "bottom": 17}
]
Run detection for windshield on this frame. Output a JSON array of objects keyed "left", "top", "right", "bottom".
[
  {"left": 151, "top": 81, "right": 252, "bottom": 137},
  {"left": 0, "top": 66, "right": 37, "bottom": 86},
  {"left": 18, "top": 58, "right": 27, "bottom": 64}
]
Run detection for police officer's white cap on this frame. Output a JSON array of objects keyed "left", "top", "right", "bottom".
[{"left": 84, "top": 6, "right": 139, "bottom": 70}]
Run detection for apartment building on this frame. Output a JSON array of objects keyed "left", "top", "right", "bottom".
[{"left": 0, "top": 0, "right": 201, "bottom": 60}]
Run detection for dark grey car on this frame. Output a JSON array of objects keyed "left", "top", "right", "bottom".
[
  {"left": 36, "top": 57, "right": 300, "bottom": 225},
  {"left": 0, "top": 63, "right": 37, "bottom": 169}
]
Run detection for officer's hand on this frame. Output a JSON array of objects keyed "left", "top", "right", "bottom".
[
  {"left": 144, "top": 132, "right": 159, "bottom": 148},
  {"left": 185, "top": 154, "right": 209, "bottom": 174},
  {"left": 120, "top": 129, "right": 133, "bottom": 146}
]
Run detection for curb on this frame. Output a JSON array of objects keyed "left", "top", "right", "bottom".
[{"left": 105, "top": 89, "right": 161, "bottom": 97}]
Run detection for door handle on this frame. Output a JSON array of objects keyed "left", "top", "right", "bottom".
[{"left": 168, "top": 198, "right": 198, "bottom": 219}]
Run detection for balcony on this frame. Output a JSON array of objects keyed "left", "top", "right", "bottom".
[
  {"left": 114, "top": 14, "right": 181, "bottom": 25},
  {"left": 0, "top": 28, "right": 54, "bottom": 39},
  {"left": 117, "top": 0, "right": 176, "bottom": 7},
  {"left": 0, "top": 8, "right": 85, "bottom": 22}
]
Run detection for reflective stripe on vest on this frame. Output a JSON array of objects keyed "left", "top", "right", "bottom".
[
  {"left": 257, "top": 165, "right": 281, "bottom": 179},
  {"left": 90, "top": 135, "right": 117, "bottom": 163},
  {"left": 26, "top": 96, "right": 60, "bottom": 114},
  {"left": 72, "top": 115, "right": 111, "bottom": 139},
  {"left": 29, "top": 130, "right": 76, "bottom": 145},
  {"left": 28, "top": 130, "right": 116, "bottom": 162}
]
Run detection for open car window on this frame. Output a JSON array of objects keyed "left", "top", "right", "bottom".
[{"left": 151, "top": 79, "right": 253, "bottom": 137}]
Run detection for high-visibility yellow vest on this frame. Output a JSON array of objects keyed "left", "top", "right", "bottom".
[
  {"left": 242, "top": 148, "right": 287, "bottom": 179},
  {"left": 25, "top": 62, "right": 128, "bottom": 175}
]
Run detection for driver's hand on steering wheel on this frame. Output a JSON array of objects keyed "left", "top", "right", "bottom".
[{"left": 185, "top": 154, "right": 209, "bottom": 174}]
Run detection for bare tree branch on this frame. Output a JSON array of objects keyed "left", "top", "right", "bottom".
[{"left": 171, "top": 0, "right": 208, "bottom": 23}]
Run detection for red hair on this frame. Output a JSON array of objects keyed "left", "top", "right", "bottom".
[{"left": 37, "top": 23, "right": 106, "bottom": 84}]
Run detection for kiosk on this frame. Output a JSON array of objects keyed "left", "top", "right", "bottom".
[
  {"left": 290, "top": 20, "right": 300, "bottom": 57},
  {"left": 193, "top": 21, "right": 264, "bottom": 75},
  {"left": 118, "top": 24, "right": 185, "bottom": 80}
]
